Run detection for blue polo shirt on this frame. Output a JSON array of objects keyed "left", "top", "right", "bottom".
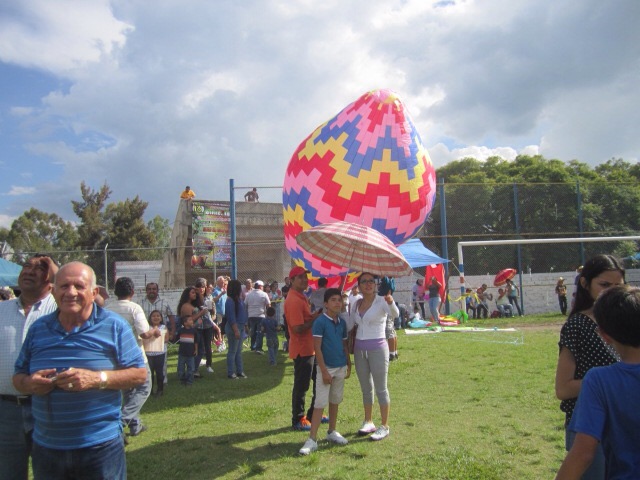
[
  {"left": 312, "top": 313, "right": 348, "bottom": 368},
  {"left": 14, "top": 305, "right": 145, "bottom": 449}
]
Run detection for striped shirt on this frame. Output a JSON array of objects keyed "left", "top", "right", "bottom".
[
  {"left": 0, "top": 293, "right": 58, "bottom": 395},
  {"left": 14, "top": 305, "right": 145, "bottom": 449}
]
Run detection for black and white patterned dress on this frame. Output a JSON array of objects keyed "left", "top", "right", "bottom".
[{"left": 558, "top": 312, "right": 618, "bottom": 426}]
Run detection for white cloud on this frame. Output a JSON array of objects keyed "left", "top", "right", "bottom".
[
  {"left": 0, "top": 0, "right": 638, "bottom": 225},
  {"left": 6, "top": 186, "right": 36, "bottom": 196},
  {"left": 0, "top": 0, "right": 133, "bottom": 76},
  {"left": 0, "top": 214, "right": 15, "bottom": 229}
]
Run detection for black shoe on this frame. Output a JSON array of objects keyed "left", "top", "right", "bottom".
[
  {"left": 237, "top": 372, "right": 248, "bottom": 378},
  {"left": 227, "top": 374, "right": 238, "bottom": 379},
  {"left": 389, "top": 354, "right": 395, "bottom": 362},
  {"left": 193, "top": 373, "right": 202, "bottom": 379}
]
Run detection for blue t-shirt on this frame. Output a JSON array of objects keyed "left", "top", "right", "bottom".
[
  {"left": 213, "top": 287, "right": 227, "bottom": 316},
  {"left": 14, "top": 305, "right": 145, "bottom": 449},
  {"left": 224, "top": 298, "right": 247, "bottom": 332},
  {"left": 570, "top": 362, "right": 640, "bottom": 478},
  {"left": 261, "top": 317, "right": 279, "bottom": 339},
  {"left": 312, "top": 313, "right": 347, "bottom": 368}
]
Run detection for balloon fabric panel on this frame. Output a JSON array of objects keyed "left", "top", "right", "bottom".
[{"left": 283, "top": 89, "right": 436, "bottom": 280}]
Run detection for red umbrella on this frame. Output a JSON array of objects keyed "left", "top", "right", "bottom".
[
  {"left": 494, "top": 268, "right": 517, "bottom": 286},
  {"left": 295, "top": 221, "right": 412, "bottom": 278}
]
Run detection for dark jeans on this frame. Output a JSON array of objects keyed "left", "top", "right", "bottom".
[
  {"left": 0, "top": 400, "right": 33, "bottom": 480},
  {"left": 146, "top": 353, "right": 165, "bottom": 393},
  {"left": 248, "top": 317, "right": 264, "bottom": 351},
  {"left": 558, "top": 295, "right": 567, "bottom": 315},
  {"left": 466, "top": 305, "right": 477, "bottom": 319},
  {"left": 508, "top": 296, "right": 523, "bottom": 315},
  {"left": 476, "top": 303, "right": 489, "bottom": 318},
  {"left": 291, "top": 355, "right": 317, "bottom": 425},
  {"left": 178, "top": 355, "right": 195, "bottom": 384},
  {"left": 194, "top": 327, "right": 214, "bottom": 370},
  {"left": 32, "top": 435, "right": 126, "bottom": 480}
]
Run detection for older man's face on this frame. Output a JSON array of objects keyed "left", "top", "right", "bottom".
[{"left": 54, "top": 263, "right": 97, "bottom": 319}]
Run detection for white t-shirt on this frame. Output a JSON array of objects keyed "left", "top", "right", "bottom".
[{"left": 107, "top": 299, "right": 150, "bottom": 362}]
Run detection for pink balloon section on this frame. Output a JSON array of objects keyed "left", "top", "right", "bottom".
[{"left": 282, "top": 89, "right": 436, "bottom": 289}]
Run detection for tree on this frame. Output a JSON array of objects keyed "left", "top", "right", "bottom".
[
  {"left": 5, "top": 208, "right": 80, "bottom": 264},
  {"left": 104, "top": 197, "right": 155, "bottom": 260},
  {"left": 72, "top": 181, "right": 111, "bottom": 250}
]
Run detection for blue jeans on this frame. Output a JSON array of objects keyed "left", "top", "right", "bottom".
[
  {"left": 225, "top": 325, "right": 244, "bottom": 375},
  {"left": 266, "top": 336, "right": 279, "bottom": 364},
  {"left": 508, "top": 296, "right": 523, "bottom": 315},
  {"left": 248, "top": 317, "right": 264, "bottom": 351},
  {"left": 178, "top": 355, "right": 195, "bottom": 384},
  {"left": 194, "top": 326, "right": 214, "bottom": 371},
  {"left": 565, "top": 429, "right": 605, "bottom": 479},
  {"left": 428, "top": 297, "right": 441, "bottom": 322},
  {"left": 0, "top": 399, "right": 33, "bottom": 480},
  {"left": 121, "top": 363, "right": 151, "bottom": 434},
  {"left": 32, "top": 435, "right": 126, "bottom": 480}
]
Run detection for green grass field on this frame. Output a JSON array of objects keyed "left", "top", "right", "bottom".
[{"left": 125, "top": 315, "right": 567, "bottom": 479}]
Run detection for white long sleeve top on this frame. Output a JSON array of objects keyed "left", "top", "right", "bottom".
[{"left": 350, "top": 295, "right": 400, "bottom": 341}]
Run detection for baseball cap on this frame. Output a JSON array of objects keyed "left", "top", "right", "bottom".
[
  {"left": 288, "top": 266, "right": 310, "bottom": 279},
  {"left": 255, "top": 280, "right": 264, "bottom": 287}
]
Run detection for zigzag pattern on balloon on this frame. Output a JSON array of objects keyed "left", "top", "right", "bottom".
[{"left": 282, "top": 88, "right": 436, "bottom": 280}]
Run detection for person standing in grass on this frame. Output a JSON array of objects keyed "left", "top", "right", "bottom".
[
  {"left": 261, "top": 306, "right": 280, "bottom": 366},
  {"left": 555, "top": 254, "right": 625, "bottom": 480},
  {"left": 299, "top": 288, "right": 351, "bottom": 455},
  {"left": 224, "top": 280, "right": 248, "bottom": 379},
  {"left": 350, "top": 272, "right": 399, "bottom": 441},
  {"left": 556, "top": 277, "right": 568, "bottom": 316},
  {"left": 285, "top": 266, "right": 323, "bottom": 431},
  {"left": 556, "top": 285, "right": 640, "bottom": 479}
]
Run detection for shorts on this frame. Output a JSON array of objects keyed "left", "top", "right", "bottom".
[
  {"left": 385, "top": 315, "right": 396, "bottom": 339},
  {"left": 314, "top": 365, "right": 347, "bottom": 409}
]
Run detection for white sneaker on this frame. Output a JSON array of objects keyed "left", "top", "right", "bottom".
[
  {"left": 326, "top": 431, "right": 348, "bottom": 445},
  {"left": 299, "top": 438, "right": 318, "bottom": 455},
  {"left": 206, "top": 367, "right": 214, "bottom": 373},
  {"left": 370, "top": 425, "right": 390, "bottom": 441},
  {"left": 358, "top": 421, "right": 377, "bottom": 435}
]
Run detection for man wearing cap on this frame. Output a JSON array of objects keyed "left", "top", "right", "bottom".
[
  {"left": 246, "top": 280, "right": 271, "bottom": 353},
  {"left": 0, "top": 255, "right": 58, "bottom": 480},
  {"left": 284, "top": 266, "right": 323, "bottom": 430}
]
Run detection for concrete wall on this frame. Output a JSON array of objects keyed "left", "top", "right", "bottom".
[{"left": 390, "top": 269, "right": 640, "bottom": 316}]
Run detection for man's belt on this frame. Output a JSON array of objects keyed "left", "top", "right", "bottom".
[{"left": 0, "top": 394, "right": 31, "bottom": 405}]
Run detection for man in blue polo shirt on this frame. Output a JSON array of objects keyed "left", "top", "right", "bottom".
[{"left": 13, "top": 261, "right": 147, "bottom": 479}]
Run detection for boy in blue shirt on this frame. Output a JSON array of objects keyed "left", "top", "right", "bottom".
[
  {"left": 299, "top": 288, "right": 351, "bottom": 455},
  {"left": 556, "top": 285, "right": 640, "bottom": 479},
  {"left": 261, "top": 306, "right": 280, "bottom": 365}
]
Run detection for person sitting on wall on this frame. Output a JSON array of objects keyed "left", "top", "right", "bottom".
[{"left": 180, "top": 186, "right": 196, "bottom": 200}]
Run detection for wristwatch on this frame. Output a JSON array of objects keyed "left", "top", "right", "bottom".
[{"left": 99, "top": 371, "right": 108, "bottom": 390}]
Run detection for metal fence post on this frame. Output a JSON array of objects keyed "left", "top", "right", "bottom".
[
  {"left": 103, "top": 243, "right": 109, "bottom": 290},
  {"left": 513, "top": 184, "right": 524, "bottom": 315},
  {"left": 576, "top": 180, "right": 585, "bottom": 265},
  {"left": 439, "top": 179, "right": 450, "bottom": 314},
  {"left": 229, "top": 179, "right": 237, "bottom": 279}
]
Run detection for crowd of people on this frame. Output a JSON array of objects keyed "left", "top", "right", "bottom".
[{"left": 3, "top": 253, "right": 640, "bottom": 477}]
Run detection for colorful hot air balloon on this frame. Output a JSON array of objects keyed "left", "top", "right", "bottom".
[{"left": 283, "top": 88, "right": 436, "bottom": 282}]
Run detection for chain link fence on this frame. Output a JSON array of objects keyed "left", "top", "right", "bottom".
[{"left": 4, "top": 182, "right": 639, "bottom": 315}]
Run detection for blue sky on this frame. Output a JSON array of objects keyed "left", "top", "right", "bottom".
[{"left": 0, "top": 0, "right": 638, "bottom": 229}]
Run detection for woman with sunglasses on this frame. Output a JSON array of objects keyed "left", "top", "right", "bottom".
[{"left": 349, "top": 273, "right": 399, "bottom": 441}]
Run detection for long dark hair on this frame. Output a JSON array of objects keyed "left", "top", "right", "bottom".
[
  {"left": 226, "top": 279, "right": 242, "bottom": 317},
  {"left": 569, "top": 254, "right": 625, "bottom": 317},
  {"left": 177, "top": 287, "right": 202, "bottom": 315}
]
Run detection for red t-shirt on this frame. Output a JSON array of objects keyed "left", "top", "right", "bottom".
[{"left": 284, "top": 289, "right": 314, "bottom": 358}]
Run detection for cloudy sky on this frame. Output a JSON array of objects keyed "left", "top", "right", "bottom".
[{"left": 0, "top": 0, "right": 638, "bottom": 229}]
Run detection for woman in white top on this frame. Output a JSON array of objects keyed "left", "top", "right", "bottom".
[{"left": 350, "top": 272, "right": 399, "bottom": 441}]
